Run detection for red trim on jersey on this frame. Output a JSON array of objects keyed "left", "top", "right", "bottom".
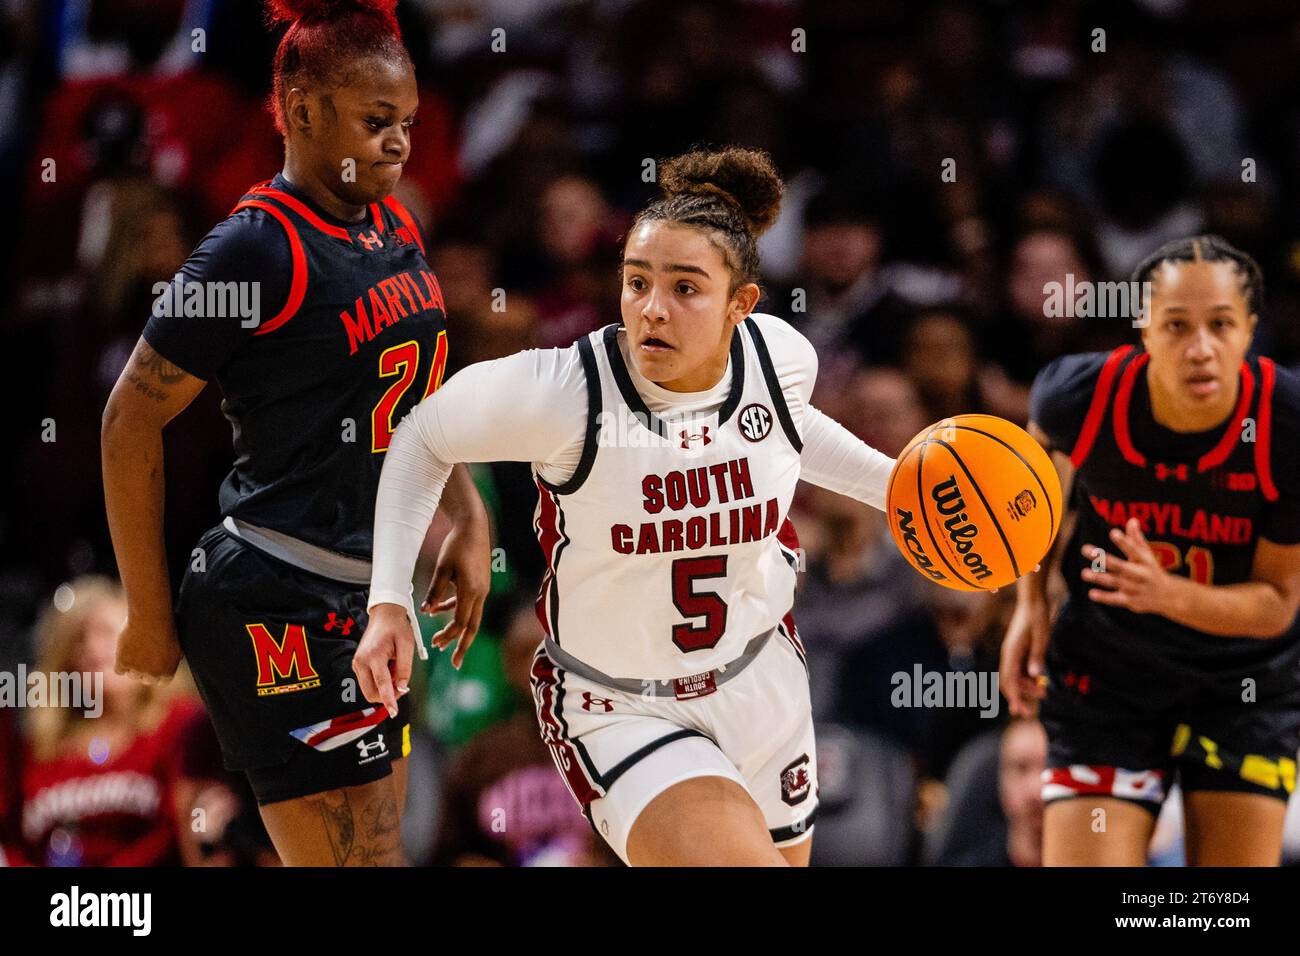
[
  {"left": 1069, "top": 345, "right": 1133, "bottom": 468},
  {"left": 1256, "top": 357, "right": 1279, "bottom": 501},
  {"left": 228, "top": 180, "right": 274, "bottom": 214},
  {"left": 779, "top": 610, "right": 806, "bottom": 661},
  {"left": 777, "top": 517, "right": 800, "bottom": 554},
  {"left": 382, "top": 195, "right": 426, "bottom": 255},
  {"left": 1196, "top": 361, "right": 1254, "bottom": 472},
  {"left": 1111, "top": 351, "right": 1149, "bottom": 467},
  {"left": 533, "top": 482, "right": 563, "bottom": 637},
  {"left": 231, "top": 199, "right": 308, "bottom": 336},
  {"left": 370, "top": 203, "right": 386, "bottom": 233},
  {"left": 531, "top": 650, "right": 602, "bottom": 806},
  {"left": 249, "top": 185, "right": 353, "bottom": 242}
]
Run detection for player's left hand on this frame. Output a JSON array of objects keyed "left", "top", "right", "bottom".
[
  {"left": 1079, "top": 517, "right": 1175, "bottom": 614},
  {"left": 423, "top": 516, "right": 491, "bottom": 669}
]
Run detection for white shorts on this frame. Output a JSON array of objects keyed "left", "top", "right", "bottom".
[{"left": 530, "top": 629, "right": 818, "bottom": 864}]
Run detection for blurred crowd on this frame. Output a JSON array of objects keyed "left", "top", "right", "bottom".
[{"left": 4, "top": 0, "right": 1300, "bottom": 866}]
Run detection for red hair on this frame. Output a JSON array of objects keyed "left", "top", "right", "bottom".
[{"left": 265, "top": 0, "right": 408, "bottom": 135}]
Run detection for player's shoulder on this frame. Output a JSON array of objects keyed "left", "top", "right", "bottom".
[
  {"left": 745, "top": 312, "right": 818, "bottom": 376},
  {"left": 746, "top": 311, "right": 814, "bottom": 352},
  {"left": 184, "top": 203, "right": 293, "bottom": 279},
  {"left": 1263, "top": 356, "right": 1300, "bottom": 411},
  {"left": 1030, "top": 349, "right": 1122, "bottom": 414},
  {"left": 1028, "top": 348, "right": 1131, "bottom": 450},
  {"left": 1261, "top": 357, "right": 1300, "bottom": 449}
]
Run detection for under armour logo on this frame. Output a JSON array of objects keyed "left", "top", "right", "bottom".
[
  {"left": 679, "top": 426, "right": 712, "bottom": 449},
  {"left": 1154, "top": 462, "right": 1188, "bottom": 481},
  {"left": 357, "top": 229, "right": 383, "bottom": 251},
  {"left": 324, "top": 612, "right": 355, "bottom": 635},
  {"left": 581, "top": 692, "right": 614, "bottom": 712},
  {"left": 357, "top": 735, "right": 387, "bottom": 758}
]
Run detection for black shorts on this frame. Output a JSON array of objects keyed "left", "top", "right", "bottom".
[
  {"left": 176, "top": 526, "right": 410, "bottom": 805},
  {"left": 1040, "top": 605, "right": 1300, "bottom": 813}
]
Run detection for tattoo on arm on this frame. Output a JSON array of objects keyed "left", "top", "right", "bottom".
[{"left": 123, "top": 342, "right": 188, "bottom": 403}]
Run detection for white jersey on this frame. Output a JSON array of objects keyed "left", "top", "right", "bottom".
[
  {"left": 368, "top": 312, "right": 893, "bottom": 680},
  {"left": 535, "top": 318, "right": 804, "bottom": 680}
]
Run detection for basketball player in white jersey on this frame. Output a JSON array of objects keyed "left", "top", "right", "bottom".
[{"left": 357, "top": 148, "right": 895, "bottom": 865}]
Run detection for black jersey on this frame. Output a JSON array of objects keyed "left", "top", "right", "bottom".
[
  {"left": 1030, "top": 346, "right": 1300, "bottom": 677},
  {"left": 143, "top": 173, "right": 448, "bottom": 558}
]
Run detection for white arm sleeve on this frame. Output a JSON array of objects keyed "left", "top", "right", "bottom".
[
  {"left": 745, "top": 314, "right": 893, "bottom": 510},
  {"left": 799, "top": 405, "right": 895, "bottom": 511},
  {"left": 368, "top": 346, "right": 587, "bottom": 615}
]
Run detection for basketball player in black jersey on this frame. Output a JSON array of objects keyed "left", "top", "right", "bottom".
[
  {"left": 101, "top": 0, "right": 490, "bottom": 865},
  {"left": 1002, "top": 235, "right": 1300, "bottom": 865}
]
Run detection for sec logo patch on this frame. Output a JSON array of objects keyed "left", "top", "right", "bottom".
[{"left": 738, "top": 403, "right": 773, "bottom": 442}]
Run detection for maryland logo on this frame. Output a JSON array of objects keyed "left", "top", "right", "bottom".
[{"left": 247, "top": 623, "right": 321, "bottom": 696}]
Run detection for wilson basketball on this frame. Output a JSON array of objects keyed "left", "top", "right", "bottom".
[{"left": 886, "top": 415, "right": 1062, "bottom": 592}]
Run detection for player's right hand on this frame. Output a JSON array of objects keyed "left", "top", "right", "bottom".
[
  {"left": 352, "top": 603, "right": 414, "bottom": 719},
  {"left": 999, "top": 599, "right": 1051, "bottom": 718},
  {"left": 114, "top": 611, "right": 183, "bottom": 685}
]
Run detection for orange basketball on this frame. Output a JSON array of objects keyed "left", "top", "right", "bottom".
[{"left": 886, "top": 414, "right": 1062, "bottom": 592}]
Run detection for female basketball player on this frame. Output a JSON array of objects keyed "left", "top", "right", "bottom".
[
  {"left": 356, "top": 147, "right": 897, "bottom": 865},
  {"left": 1001, "top": 235, "right": 1300, "bottom": 866},
  {"left": 101, "top": 0, "right": 490, "bottom": 866}
]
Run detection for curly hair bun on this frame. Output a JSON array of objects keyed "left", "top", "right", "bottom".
[
  {"left": 266, "top": 0, "right": 398, "bottom": 26},
  {"left": 659, "top": 147, "right": 784, "bottom": 236}
]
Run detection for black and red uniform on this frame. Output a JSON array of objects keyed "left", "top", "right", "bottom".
[
  {"left": 143, "top": 173, "right": 448, "bottom": 803},
  {"left": 1030, "top": 345, "right": 1300, "bottom": 811}
]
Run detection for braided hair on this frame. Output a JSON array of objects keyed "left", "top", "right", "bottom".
[
  {"left": 629, "top": 147, "right": 784, "bottom": 293},
  {"left": 1131, "top": 234, "right": 1264, "bottom": 316},
  {"left": 265, "top": 0, "right": 411, "bottom": 135}
]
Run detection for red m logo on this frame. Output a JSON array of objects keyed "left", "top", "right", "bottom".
[{"left": 247, "top": 623, "right": 320, "bottom": 693}]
